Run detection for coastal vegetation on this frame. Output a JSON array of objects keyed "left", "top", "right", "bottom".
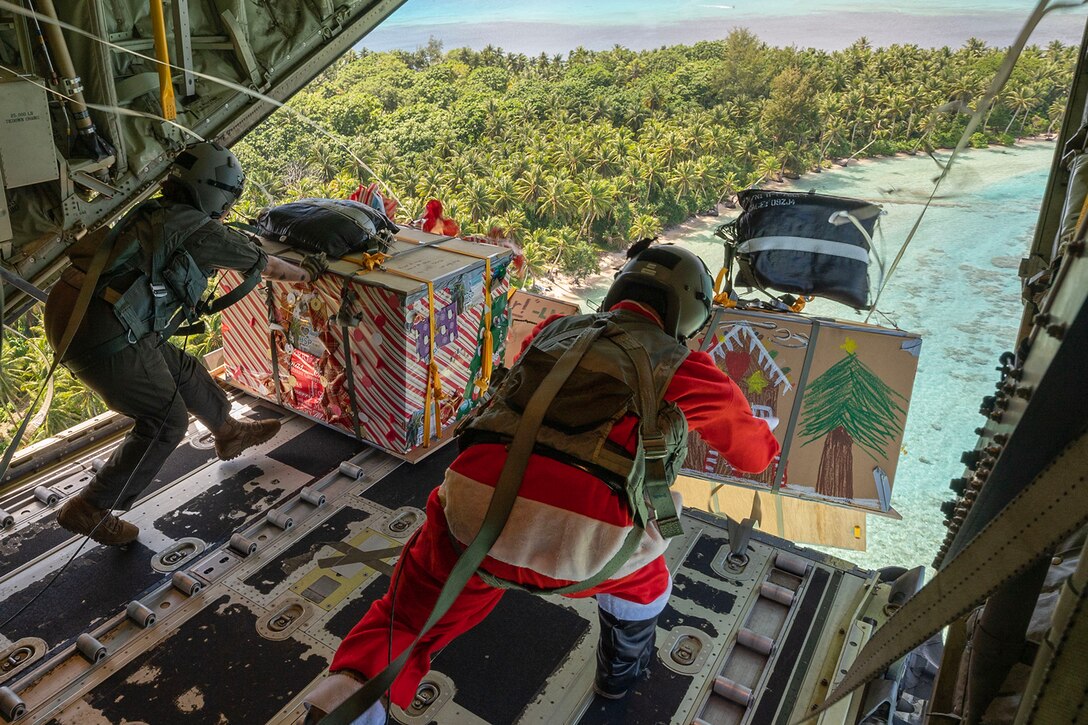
[
  {"left": 235, "top": 31, "right": 1076, "bottom": 283},
  {"left": 1, "top": 32, "right": 1077, "bottom": 450}
]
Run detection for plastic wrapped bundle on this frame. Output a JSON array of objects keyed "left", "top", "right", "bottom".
[
  {"left": 729, "top": 189, "right": 882, "bottom": 309},
  {"left": 256, "top": 198, "right": 398, "bottom": 258}
]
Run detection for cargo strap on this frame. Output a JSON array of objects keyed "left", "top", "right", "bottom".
[
  {"left": 422, "top": 244, "right": 500, "bottom": 394},
  {"left": 341, "top": 251, "right": 389, "bottom": 271},
  {"left": 337, "top": 252, "right": 452, "bottom": 447},
  {"left": 804, "top": 430, "right": 1088, "bottom": 722},
  {"left": 340, "top": 323, "right": 363, "bottom": 440},
  {"left": 267, "top": 284, "right": 284, "bottom": 406},
  {"left": 321, "top": 321, "right": 609, "bottom": 725}
]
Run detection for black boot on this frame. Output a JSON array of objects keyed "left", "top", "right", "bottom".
[{"left": 594, "top": 608, "right": 658, "bottom": 699}]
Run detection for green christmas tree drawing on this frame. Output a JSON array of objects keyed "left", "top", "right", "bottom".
[{"left": 798, "top": 337, "right": 907, "bottom": 499}]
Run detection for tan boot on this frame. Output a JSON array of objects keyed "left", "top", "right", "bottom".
[
  {"left": 296, "top": 672, "right": 386, "bottom": 725},
  {"left": 57, "top": 495, "right": 139, "bottom": 546},
  {"left": 213, "top": 418, "right": 281, "bottom": 461}
]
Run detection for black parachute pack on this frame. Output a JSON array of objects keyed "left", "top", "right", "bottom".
[
  {"left": 256, "top": 198, "right": 398, "bottom": 258},
  {"left": 721, "top": 189, "right": 882, "bottom": 309}
]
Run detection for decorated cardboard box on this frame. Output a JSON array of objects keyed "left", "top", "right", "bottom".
[
  {"left": 503, "top": 290, "right": 581, "bottom": 366},
  {"left": 682, "top": 306, "right": 921, "bottom": 515},
  {"left": 221, "top": 227, "right": 513, "bottom": 459}
]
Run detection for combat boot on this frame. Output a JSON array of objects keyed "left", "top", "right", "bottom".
[
  {"left": 57, "top": 495, "right": 139, "bottom": 546},
  {"left": 213, "top": 417, "right": 281, "bottom": 461}
]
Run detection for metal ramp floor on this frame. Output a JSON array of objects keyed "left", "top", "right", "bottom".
[{"left": 0, "top": 394, "right": 889, "bottom": 724}]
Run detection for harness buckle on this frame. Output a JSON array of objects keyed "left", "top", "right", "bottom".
[
  {"left": 643, "top": 433, "right": 669, "bottom": 460},
  {"left": 150, "top": 282, "right": 168, "bottom": 298},
  {"left": 127, "top": 329, "right": 137, "bottom": 344},
  {"left": 656, "top": 515, "right": 683, "bottom": 539}
]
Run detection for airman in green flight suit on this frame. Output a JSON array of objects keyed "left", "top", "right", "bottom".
[{"left": 43, "top": 141, "right": 324, "bottom": 546}]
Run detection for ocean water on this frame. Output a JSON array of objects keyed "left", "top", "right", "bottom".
[
  {"left": 584, "top": 142, "right": 1057, "bottom": 572},
  {"left": 363, "top": 0, "right": 1086, "bottom": 53}
]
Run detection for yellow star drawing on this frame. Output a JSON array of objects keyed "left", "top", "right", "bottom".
[
  {"left": 746, "top": 369, "right": 770, "bottom": 395},
  {"left": 840, "top": 337, "right": 858, "bottom": 355}
]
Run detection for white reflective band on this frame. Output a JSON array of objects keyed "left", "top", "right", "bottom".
[
  {"left": 738, "top": 236, "right": 871, "bottom": 264},
  {"left": 596, "top": 577, "right": 672, "bottom": 620}
]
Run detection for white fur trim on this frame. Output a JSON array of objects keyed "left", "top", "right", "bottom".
[
  {"left": 597, "top": 578, "right": 673, "bottom": 620},
  {"left": 440, "top": 469, "right": 675, "bottom": 582}
]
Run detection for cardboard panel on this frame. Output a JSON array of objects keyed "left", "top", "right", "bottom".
[
  {"left": 504, "top": 291, "right": 581, "bottom": 366},
  {"left": 673, "top": 475, "right": 867, "bottom": 551},
  {"left": 683, "top": 307, "right": 920, "bottom": 516}
]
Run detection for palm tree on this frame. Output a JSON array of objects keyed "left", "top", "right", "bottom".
[
  {"left": 536, "top": 175, "right": 573, "bottom": 225},
  {"left": 461, "top": 180, "right": 492, "bottom": 224},
  {"left": 629, "top": 213, "right": 662, "bottom": 241},
  {"left": 575, "top": 179, "right": 615, "bottom": 237}
]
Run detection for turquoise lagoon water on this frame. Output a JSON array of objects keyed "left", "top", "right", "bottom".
[
  {"left": 363, "top": 0, "right": 1086, "bottom": 53},
  {"left": 601, "top": 142, "right": 1056, "bottom": 572}
]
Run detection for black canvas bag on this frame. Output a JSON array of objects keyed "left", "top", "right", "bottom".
[
  {"left": 726, "top": 189, "right": 881, "bottom": 309},
  {"left": 256, "top": 198, "right": 398, "bottom": 258}
]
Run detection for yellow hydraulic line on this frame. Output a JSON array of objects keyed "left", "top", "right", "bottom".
[{"left": 148, "top": 0, "right": 176, "bottom": 121}]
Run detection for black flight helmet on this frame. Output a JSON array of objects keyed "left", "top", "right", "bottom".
[
  {"left": 602, "top": 244, "right": 714, "bottom": 341},
  {"left": 168, "top": 141, "right": 246, "bottom": 219}
]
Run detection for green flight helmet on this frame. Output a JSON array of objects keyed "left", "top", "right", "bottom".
[
  {"left": 602, "top": 244, "right": 714, "bottom": 341},
  {"left": 168, "top": 141, "right": 245, "bottom": 219}
]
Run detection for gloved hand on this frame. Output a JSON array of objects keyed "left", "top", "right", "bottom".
[{"left": 300, "top": 252, "right": 329, "bottom": 282}]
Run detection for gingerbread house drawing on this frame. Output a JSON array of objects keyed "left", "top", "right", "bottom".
[{"left": 685, "top": 321, "right": 793, "bottom": 485}]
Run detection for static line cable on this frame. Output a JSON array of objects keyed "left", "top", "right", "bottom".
[
  {"left": 0, "top": 0, "right": 403, "bottom": 209},
  {"left": 0, "top": 64, "right": 205, "bottom": 141},
  {"left": 864, "top": 0, "right": 1088, "bottom": 323}
]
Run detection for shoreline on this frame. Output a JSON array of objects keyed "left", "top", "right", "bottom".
[
  {"left": 536, "top": 135, "right": 1057, "bottom": 307},
  {"left": 363, "top": 11, "right": 1084, "bottom": 55}
]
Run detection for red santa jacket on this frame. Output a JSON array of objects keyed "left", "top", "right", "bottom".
[{"left": 438, "top": 301, "right": 780, "bottom": 595}]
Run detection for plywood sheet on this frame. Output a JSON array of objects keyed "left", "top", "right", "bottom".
[{"left": 674, "top": 474, "right": 868, "bottom": 551}]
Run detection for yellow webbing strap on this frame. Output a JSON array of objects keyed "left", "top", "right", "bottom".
[
  {"left": 390, "top": 270, "right": 444, "bottom": 447},
  {"left": 713, "top": 267, "right": 737, "bottom": 308},
  {"left": 339, "top": 253, "right": 445, "bottom": 447},
  {"left": 340, "top": 251, "right": 390, "bottom": 271},
  {"left": 478, "top": 257, "right": 494, "bottom": 392}
]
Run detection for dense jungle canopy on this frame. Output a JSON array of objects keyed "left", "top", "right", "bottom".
[{"left": 1, "top": 31, "right": 1077, "bottom": 450}]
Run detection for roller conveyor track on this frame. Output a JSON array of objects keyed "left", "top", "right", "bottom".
[{"left": 0, "top": 393, "right": 900, "bottom": 725}]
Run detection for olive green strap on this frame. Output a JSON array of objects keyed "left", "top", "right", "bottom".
[
  {"left": 475, "top": 522, "right": 645, "bottom": 595},
  {"left": 614, "top": 330, "right": 683, "bottom": 539},
  {"left": 202, "top": 262, "right": 261, "bottom": 314},
  {"left": 321, "top": 321, "right": 609, "bottom": 725},
  {"left": 266, "top": 284, "right": 284, "bottom": 406},
  {"left": 340, "top": 324, "right": 363, "bottom": 440}
]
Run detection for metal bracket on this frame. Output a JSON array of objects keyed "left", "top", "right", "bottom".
[{"left": 172, "top": 0, "right": 196, "bottom": 97}]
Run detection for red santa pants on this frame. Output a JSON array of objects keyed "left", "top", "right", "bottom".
[{"left": 330, "top": 488, "right": 671, "bottom": 707}]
